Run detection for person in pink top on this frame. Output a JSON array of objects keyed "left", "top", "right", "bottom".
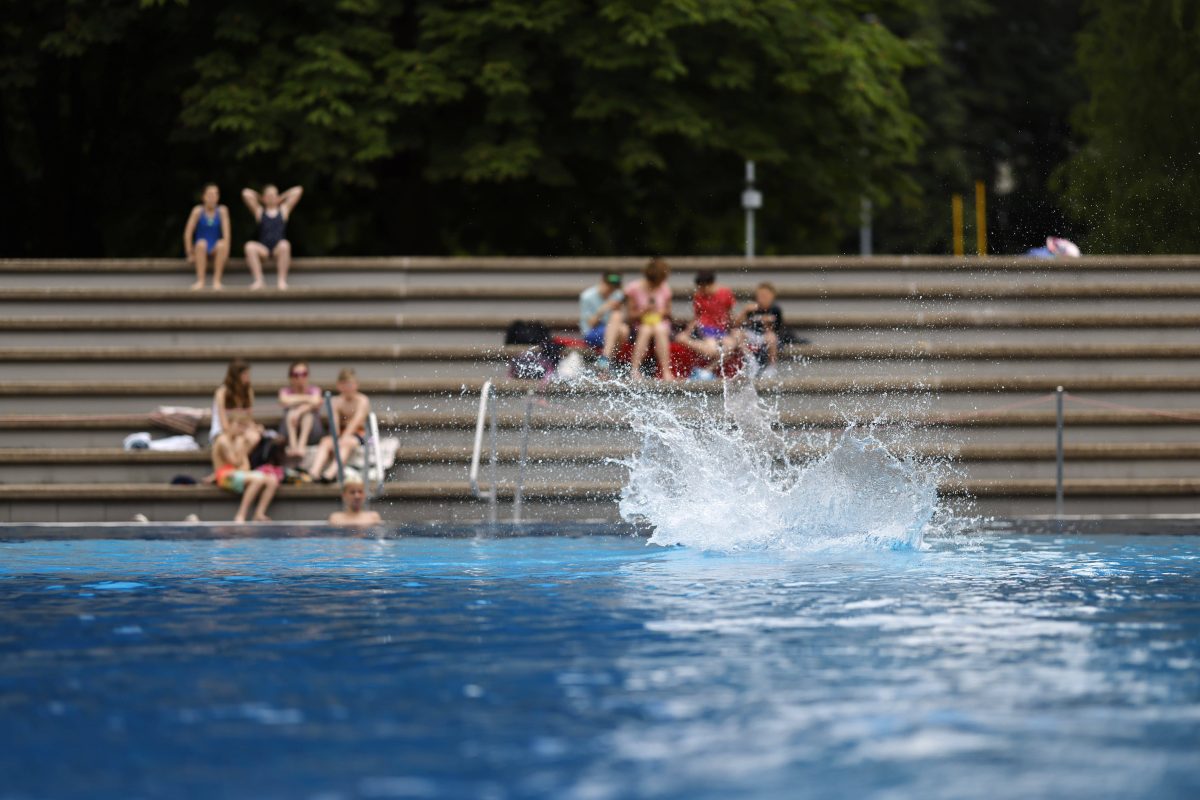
[
  {"left": 278, "top": 360, "right": 324, "bottom": 457},
  {"left": 601, "top": 257, "right": 677, "bottom": 381}
]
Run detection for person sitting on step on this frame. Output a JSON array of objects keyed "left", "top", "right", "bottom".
[
  {"left": 328, "top": 475, "right": 383, "bottom": 527},
  {"left": 600, "top": 257, "right": 676, "bottom": 381},
  {"left": 211, "top": 358, "right": 262, "bottom": 455},
  {"left": 278, "top": 360, "right": 324, "bottom": 458},
  {"left": 182, "top": 183, "right": 232, "bottom": 290},
  {"left": 579, "top": 271, "right": 625, "bottom": 350},
  {"left": 211, "top": 416, "right": 280, "bottom": 523},
  {"left": 732, "top": 281, "right": 785, "bottom": 379},
  {"left": 674, "top": 269, "right": 736, "bottom": 375},
  {"left": 306, "top": 368, "right": 371, "bottom": 483},
  {"left": 241, "top": 183, "right": 303, "bottom": 290}
]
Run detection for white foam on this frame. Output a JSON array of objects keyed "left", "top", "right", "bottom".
[{"left": 608, "top": 369, "right": 949, "bottom": 553}]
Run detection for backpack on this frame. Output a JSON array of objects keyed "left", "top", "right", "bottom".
[
  {"left": 250, "top": 430, "right": 287, "bottom": 468},
  {"left": 505, "top": 320, "right": 551, "bottom": 346},
  {"left": 509, "top": 347, "right": 558, "bottom": 380}
]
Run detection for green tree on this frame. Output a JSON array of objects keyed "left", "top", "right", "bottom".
[
  {"left": 1056, "top": 0, "right": 1200, "bottom": 253},
  {"left": 1, "top": 0, "right": 934, "bottom": 256},
  {"left": 872, "top": 0, "right": 1083, "bottom": 255},
  {"left": 180, "top": 0, "right": 932, "bottom": 255},
  {"left": 0, "top": 0, "right": 206, "bottom": 256}
]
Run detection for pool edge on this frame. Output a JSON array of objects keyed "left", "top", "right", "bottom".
[{"left": 1, "top": 515, "right": 1199, "bottom": 540}]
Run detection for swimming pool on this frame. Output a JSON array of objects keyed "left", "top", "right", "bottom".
[{"left": 1, "top": 531, "right": 1197, "bottom": 799}]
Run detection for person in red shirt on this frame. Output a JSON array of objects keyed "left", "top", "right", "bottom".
[{"left": 675, "top": 270, "right": 736, "bottom": 367}]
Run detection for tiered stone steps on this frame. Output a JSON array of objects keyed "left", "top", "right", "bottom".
[{"left": 3, "top": 256, "right": 1200, "bottom": 522}]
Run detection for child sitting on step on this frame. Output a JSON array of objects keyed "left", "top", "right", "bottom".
[
  {"left": 306, "top": 368, "right": 372, "bottom": 483},
  {"left": 211, "top": 416, "right": 280, "bottom": 523}
]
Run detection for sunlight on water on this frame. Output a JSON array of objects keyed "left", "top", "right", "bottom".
[{"left": 603, "top": 366, "right": 953, "bottom": 552}]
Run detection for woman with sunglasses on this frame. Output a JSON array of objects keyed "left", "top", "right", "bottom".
[{"left": 278, "top": 361, "right": 323, "bottom": 457}]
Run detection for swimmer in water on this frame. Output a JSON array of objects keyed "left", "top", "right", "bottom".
[{"left": 328, "top": 475, "right": 382, "bottom": 527}]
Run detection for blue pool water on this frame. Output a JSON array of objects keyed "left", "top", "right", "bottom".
[{"left": 1, "top": 533, "right": 1198, "bottom": 800}]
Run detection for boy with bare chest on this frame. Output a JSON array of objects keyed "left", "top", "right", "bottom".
[{"left": 307, "top": 368, "right": 371, "bottom": 483}]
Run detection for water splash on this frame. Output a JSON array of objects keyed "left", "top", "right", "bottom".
[{"left": 611, "top": 368, "right": 950, "bottom": 553}]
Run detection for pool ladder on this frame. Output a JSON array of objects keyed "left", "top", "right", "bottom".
[
  {"left": 323, "top": 393, "right": 386, "bottom": 507},
  {"left": 470, "top": 380, "right": 534, "bottom": 523}
]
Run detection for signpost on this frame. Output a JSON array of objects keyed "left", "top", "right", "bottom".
[{"left": 742, "top": 160, "right": 762, "bottom": 260}]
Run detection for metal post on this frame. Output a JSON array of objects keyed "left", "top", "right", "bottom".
[
  {"left": 951, "top": 194, "right": 964, "bottom": 256},
  {"left": 361, "top": 424, "right": 372, "bottom": 511},
  {"left": 859, "top": 196, "right": 873, "bottom": 257},
  {"left": 975, "top": 180, "right": 987, "bottom": 256},
  {"left": 745, "top": 208, "right": 754, "bottom": 260},
  {"left": 324, "top": 391, "right": 345, "bottom": 489},
  {"left": 487, "top": 393, "right": 498, "bottom": 525},
  {"left": 1055, "top": 386, "right": 1065, "bottom": 516},
  {"left": 742, "top": 161, "right": 761, "bottom": 260},
  {"left": 513, "top": 389, "right": 533, "bottom": 523}
]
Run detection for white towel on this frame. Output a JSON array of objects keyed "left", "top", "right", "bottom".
[{"left": 148, "top": 434, "right": 201, "bottom": 452}]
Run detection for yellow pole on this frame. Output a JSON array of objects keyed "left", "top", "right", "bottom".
[
  {"left": 951, "top": 194, "right": 964, "bottom": 256},
  {"left": 975, "top": 180, "right": 987, "bottom": 256}
]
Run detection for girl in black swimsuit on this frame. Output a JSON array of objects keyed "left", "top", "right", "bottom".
[{"left": 241, "top": 183, "right": 304, "bottom": 290}]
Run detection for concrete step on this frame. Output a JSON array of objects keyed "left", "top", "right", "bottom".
[
  {"left": 5, "top": 255, "right": 1200, "bottom": 521},
  {"left": 8, "top": 297, "right": 1200, "bottom": 320},
  {"left": 6, "top": 342, "right": 1200, "bottom": 362},
  {"left": 28, "top": 268, "right": 1200, "bottom": 289},
  {"left": 9, "top": 321, "right": 1200, "bottom": 348},
  {"left": 5, "top": 281, "right": 1200, "bottom": 303},
  {"left": 4, "top": 342, "right": 1200, "bottom": 380},
  {"left": 0, "top": 481, "right": 624, "bottom": 524},
  {"left": 11, "top": 360, "right": 1200, "bottom": 382},
  {"left": 4, "top": 477, "right": 1200, "bottom": 523},
  {"left": 4, "top": 282, "right": 1200, "bottom": 323},
  {"left": 3, "top": 408, "right": 1199, "bottom": 449},
  {"left": 5, "top": 377, "right": 1200, "bottom": 415},
  {"left": 4, "top": 255, "right": 1200, "bottom": 285},
  {"left": 5, "top": 443, "right": 1200, "bottom": 484},
  {"left": 6, "top": 310, "right": 1200, "bottom": 330}
]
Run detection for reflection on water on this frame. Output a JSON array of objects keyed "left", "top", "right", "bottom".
[{"left": 0, "top": 535, "right": 1198, "bottom": 800}]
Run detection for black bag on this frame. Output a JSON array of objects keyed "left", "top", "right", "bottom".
[
  {"left": 505, "top": 320, "right": 551, "bottom": 346},
  {"left": 250, "top": 430, "right": 286, "bottom": 468}
]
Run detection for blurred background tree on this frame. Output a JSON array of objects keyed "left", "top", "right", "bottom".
[
  {"left": 1, "top": 0, "right": 1186, "bottom": 257},
  {"left": 1054, "top": 0, "right": 1200, "bottom": 253},
  {"left": 873, "top": 0, "right": 1083, "bottom": 255}
]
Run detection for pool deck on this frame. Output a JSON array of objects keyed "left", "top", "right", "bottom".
[{"left": 2, "top": 515, "right": 1200, "bottom": 540}]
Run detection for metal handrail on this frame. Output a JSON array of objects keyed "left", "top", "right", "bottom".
[
  {"left": 512, "top": 388, "right": 534, "bottom": 523},
  {"left": 469, "top": 381, "right": 535, "bottom": 524},
  {"left": 368, "top": 411, "right": 385, "bottom": 500},
  {"left": 469, "top": 380, "right": 499, "bottom": 522},
  {"left": 324, "top": 391, "right": 346, "bottom": 489}
]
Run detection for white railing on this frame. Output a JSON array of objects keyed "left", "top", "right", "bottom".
[
  {"left": 469, "top": 382, "right": 536, "bottom": 524},
  {"left": 367, "top": 411, "right": 385, "bottom": 501},
  {"left": 469, "top": 380, "right": 499, "bottom": 523}
]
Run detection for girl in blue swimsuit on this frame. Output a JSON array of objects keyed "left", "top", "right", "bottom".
[{"left": 183, "top": 184, "right": 231, "bottom": 290}]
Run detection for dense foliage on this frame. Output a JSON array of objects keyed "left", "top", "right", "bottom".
[
  {"left": 1055, "top": 0, "right": 1200, "bottom": 253},
  {"left": 876, "top": 0, "right": 1082, "bottom": 255},
  {"left": 0, "top": 0, "right": 1189, "bottom": 256}
]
